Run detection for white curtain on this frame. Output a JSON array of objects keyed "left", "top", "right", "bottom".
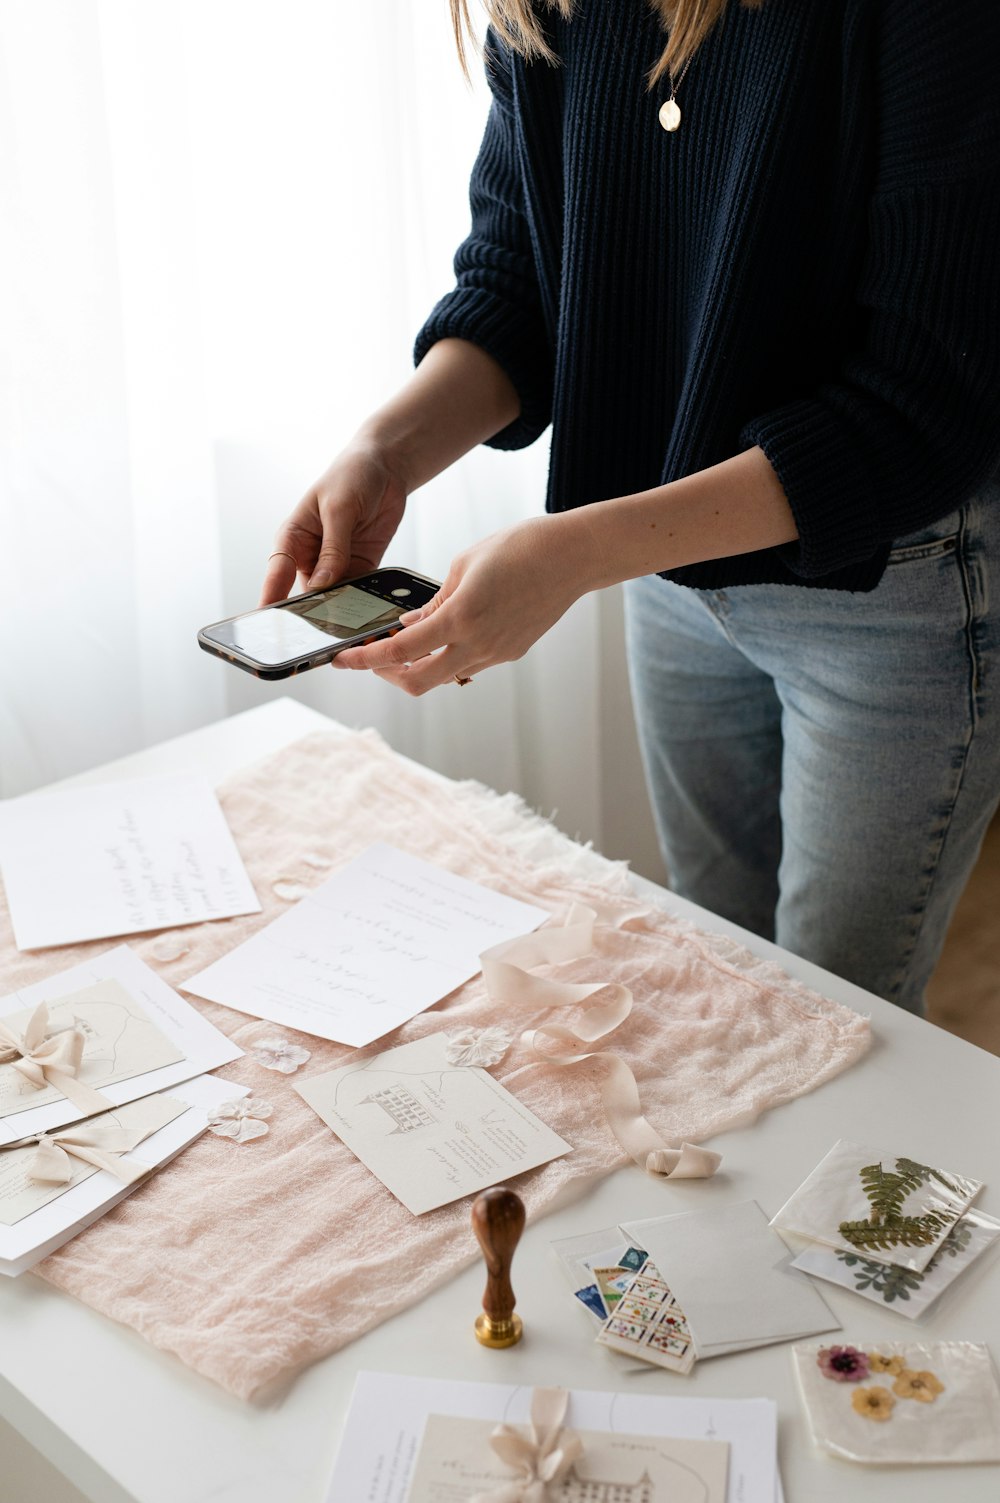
[{"left": 0, "top": 1, "right": 663, "bottom": 878}]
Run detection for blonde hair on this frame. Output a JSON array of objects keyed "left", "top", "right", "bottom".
[{"left": 450, "top": 0, "right": 764, "bottom": 86}]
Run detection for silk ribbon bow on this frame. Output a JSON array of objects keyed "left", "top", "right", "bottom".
[
  {"left": 29, "top": 1122, "right": 152, "bottom": 1185},
  {"left": 481, "top": 903, "right": 722, "bottom": 1180},
  {"left": 0, "top": 1002, "right": 111, "bottom": 1116},
  {"left": 471, "top": 1387, "right": 583, "bottom": 1503}
]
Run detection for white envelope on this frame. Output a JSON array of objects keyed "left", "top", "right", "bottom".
[{"left": 621, "top": 1200, "right": 840, "bottom": 1356}]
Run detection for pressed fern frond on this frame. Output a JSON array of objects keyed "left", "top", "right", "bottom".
[{"left": 838, "top": 1212, "right": 952, "bottom": 1252}]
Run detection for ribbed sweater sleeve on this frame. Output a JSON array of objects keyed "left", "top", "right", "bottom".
[
  {"left": 741, "top": 0, "right": 1000, "bottom": 579},
  {"left": 413, "top": 37, "right": 552, "bottom": 450}
]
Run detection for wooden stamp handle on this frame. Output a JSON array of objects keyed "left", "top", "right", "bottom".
[{"left": 472, "top": 1186, "right": 525, "bottom": 1348}]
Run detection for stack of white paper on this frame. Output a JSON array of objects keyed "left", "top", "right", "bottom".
[
  {"left": 326, "top": 1371, "right": 782, "bottom": 1503},
  {"left": 0, "top": 946, "right": 246, "bottom": 1274}
]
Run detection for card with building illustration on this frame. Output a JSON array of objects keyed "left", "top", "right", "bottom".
[
  {"left": 0, "top": 945, "right": 243, "bottom": 1145},
  {"left": 406, "top": 1413, "right": 728, "bottom": 1503},
  {"left": 771, "top": 1139, "right": 983, "bottom": 1272},
  {"left": 596, "top": 1260, "right": 696, "bottom": 1374},
  {"left": 789, "top": 1207, "right": 1000, "bottom": 1319},
  {"left": 294, "top": 1033, "right": 570, "bottom": 1215}
]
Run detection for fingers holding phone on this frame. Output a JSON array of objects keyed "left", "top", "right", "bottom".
[{"left": 258, "top": 444, "right": 408, "bottom": 608}]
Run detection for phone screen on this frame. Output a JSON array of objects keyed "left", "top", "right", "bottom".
[{"left": 207, "top": 579, "right": 417, "bottom": 667}]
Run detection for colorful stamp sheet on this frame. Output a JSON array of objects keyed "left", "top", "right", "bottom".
[{"left": 596, "top": 1260, "right": 696, "bottom": 1374}]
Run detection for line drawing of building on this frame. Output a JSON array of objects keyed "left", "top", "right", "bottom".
[
  {"left": 358, "top": 1084, "right": 435, "bottom": 1133},
  {"left": 552, "top": 1466, "right": 655, "bottom": 1501}
]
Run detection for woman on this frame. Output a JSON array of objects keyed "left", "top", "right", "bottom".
[{"left": 260, "top": 0, "right": 1000, "bottom": 1014}]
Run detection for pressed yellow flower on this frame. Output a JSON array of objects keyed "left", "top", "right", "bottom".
[
  {"left": 893, "top": 1368, "right": 945, "bottom": 1403},
  {"left": 868, "top": 1353, "right": 905, "bottom": 1376},
  {"left": 851, "top": 1385, "right": 895, "bottom": 1422}
]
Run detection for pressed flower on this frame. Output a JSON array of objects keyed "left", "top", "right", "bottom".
[
  {"left": 250, "top": 1036, "right": 311, "bottom": 1074},
  {"left": 868, "top": 1353, "right": 905, "bottom": 1376},
  {"left": 851, "top": 1386, "right": 895, "bottom": 1422},
  {"left": 817, "top": 1346, "right": 870, "bottom": 1382},
  {"left": 444, "top": 1026, "right": 513, "bottom": 1068},
  {"left": 207, "top": 1096, "right": 273, "bottom": 1143},
  {"left": 893, "top": 1368, "right": 945, "bottom": 1403}
]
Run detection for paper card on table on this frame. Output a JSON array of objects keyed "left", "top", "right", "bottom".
[
  {"left": 0, "top": 773, "right": 260, "bottom": 950},
  {"left": 596, "top": 1259, "right": 697, "bottom": 1374},
  {"left": 294, "top": 1032, "right": 570, "bottom": 1215},
  {"left": 0, "top": 945, "right": 243, "bottom": 1144},
  {"left": 622, "top": 1201, "right": 839, "bottom": 1356},
  {"left": 183, "top": 842, "right": 548, "bottom": 1046},
  {"left": 0, "top": 979, "right": 183, "bottom": 1121},
  {"left": 407, "top": 1412, "right": 728, "bottom": 1503},
  {"left": 0, "top": 1093, "right": 186, "bottom": 1227},
  {"left": 769, "top": 1138, "right": 983, "bottom": 1272},
  {"left": 325, "top": 1372, "right": 778, "bottom": 1503},
  {"left": 0, "top": 1074, "right": 246, "bottom": 1276},
  {"left": 793, "top": 1339, "right": 1000, "bottom": 1464},
  {"left": 789, "top": 1207, "right": 1000, "bottom": 1319}
]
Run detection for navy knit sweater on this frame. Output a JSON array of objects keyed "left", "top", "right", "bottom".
[{"left": 415, "top": 1, "right": 1000, "bottom": 591}]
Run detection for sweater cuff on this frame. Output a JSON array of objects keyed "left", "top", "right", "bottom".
[
  {"left": 740, "top": 400, "right": 885, "bottom": 580},
  {"left": 414, "top": 287, "right": 552, "bottom": 452}
]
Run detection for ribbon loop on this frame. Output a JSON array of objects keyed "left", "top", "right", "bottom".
[
  {"left": 471, "top": 1388, "right": 582, "bottom": 1503},
  {"left": 480, "top": 907, "right": 721, "bottom": 1181},
  {"left": 29, "top": 1123, "right": 151, "bottom": 1185},
  {"left": 0, "top": 1002, "right": 112, "bottom": 1117}
]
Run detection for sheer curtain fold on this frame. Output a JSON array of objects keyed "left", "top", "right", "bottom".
[{"left": 0, "top": 1, "right": 659, "bottom": 875}]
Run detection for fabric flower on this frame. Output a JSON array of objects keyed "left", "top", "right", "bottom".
[
  {"left": 207, "top": 1096, "right": 273, "bottom": 1143},
  {"left": 444, "top": 1026, "right": 514, "bottom": 1069},
  {"left": 851, "top": 1386, "right": 896, "bottom": 1422},
  {"left": 250, "top": 1036, "right": 312, "bottom": 1074},
  {"left": 893, "top": 1369, "right": 945, "bottom": 1403},
  {"left": 817, "top": 1346, "right": 870, "bottom": 1382},
  {"left": 868, "top": 1353, "right": 905, "bottom": 1376}
]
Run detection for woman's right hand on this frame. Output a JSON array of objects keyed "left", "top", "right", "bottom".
[{"left": 257, "top": 441, "right": 408, "bottom": 606}]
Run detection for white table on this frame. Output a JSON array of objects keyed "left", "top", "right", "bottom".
[{"left": 2, "top": 699, "right": 998, "bottom": 1503}]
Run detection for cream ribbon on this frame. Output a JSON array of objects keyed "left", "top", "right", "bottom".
[
  {"left": 480, "top": 903, "right": 721, "bottom": 1180},
  {"left": 28, "top": 1122, "right": 152, "bottom": 1186},
  {"left": 0, "top": 1002, "right": 112, "bottom": 1117},
  {"left": 471, "top": 1387, "right": 582, "bottom": 1503}
]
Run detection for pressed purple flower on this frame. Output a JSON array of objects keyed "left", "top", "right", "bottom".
[{"left": 817, "top": 1346, "right": 870, "bottom": 1383}]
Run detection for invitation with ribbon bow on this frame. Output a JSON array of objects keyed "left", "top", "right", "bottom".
[
  {"left": 406, "top": 1397, "right": 729, "bottom": 1502},
  {"left": 0, "top": 1074, "right": 247, "bottom": 1276},
  {"left": 326, "top": 1373, "right": 778, "bottom": 1503},
  {"left": 0, "top": 945, "right": 242, "bottom": 1144}
]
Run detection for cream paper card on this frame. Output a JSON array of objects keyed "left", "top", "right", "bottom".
[
  {"left": 295, "top": 1033, "right": 570, "bottom": 1215},
  {"left": 770, "top": 1139, "right": 982, "bottom": 1272},
  {"left": 0, "top": 1074, "right": 246, "bottom": 1276},
  {"left": 326, "top": 1373, "right": 779, "bottom": 1503},
  {"left": 407, "top": 1413, "right": 728, "bottom": 1503},
  {"left": 0, "top": 1094, "right": 186, "bottom": 1227},
  {"left": 0, "top": 945, "right": 243, "bottom": 1144},
  {"left": 184, "top": 842, "right": 548, "bottom": 1047},
  {"left": 0, "top": 772, "right": 260, "bottom": 949},
  {"left": 0, "top": 979, "right": 182, "bottom": 1121},
  {"left": 622, "top": 1201, "right": 839, "bottom": 1357}
]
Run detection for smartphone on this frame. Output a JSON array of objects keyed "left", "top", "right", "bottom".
[{"left": 197, "top": 566, "right": 441, "bottom": 680}]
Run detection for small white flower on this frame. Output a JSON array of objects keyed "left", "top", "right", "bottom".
[
  {"left": 444, "top": 1026, "right": 513, "bottom": 1069},
  {"left": 207, "top": 1096, "right": 273, "bottom": 1143},
  {"left": 250, "top": 1036, "right": 312, "bottom": 1074}
]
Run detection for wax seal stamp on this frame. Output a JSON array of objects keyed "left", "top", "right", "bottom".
[{"left": 472, "top": 1186, "right": 526, "bottom": 1348}]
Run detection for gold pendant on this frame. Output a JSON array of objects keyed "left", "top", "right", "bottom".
[{"left": 658, "top": 97, "right": 681, "bottom": 132}]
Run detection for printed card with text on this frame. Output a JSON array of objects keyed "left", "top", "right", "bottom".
[{"left": 295, "top": 1033, "right": 570, "bottom": 1215}]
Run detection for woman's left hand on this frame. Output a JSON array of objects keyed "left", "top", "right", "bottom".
[{"left": 332, "top": 516, "right": 587, "bottom": 694}]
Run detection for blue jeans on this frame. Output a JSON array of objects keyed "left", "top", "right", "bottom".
[{"left": 624, "top": 491, "right": 1000, "bottom": 1015}]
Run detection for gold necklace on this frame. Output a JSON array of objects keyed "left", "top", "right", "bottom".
[{"left": 658, "top": 54, "right": 694, "bottom": 132}]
